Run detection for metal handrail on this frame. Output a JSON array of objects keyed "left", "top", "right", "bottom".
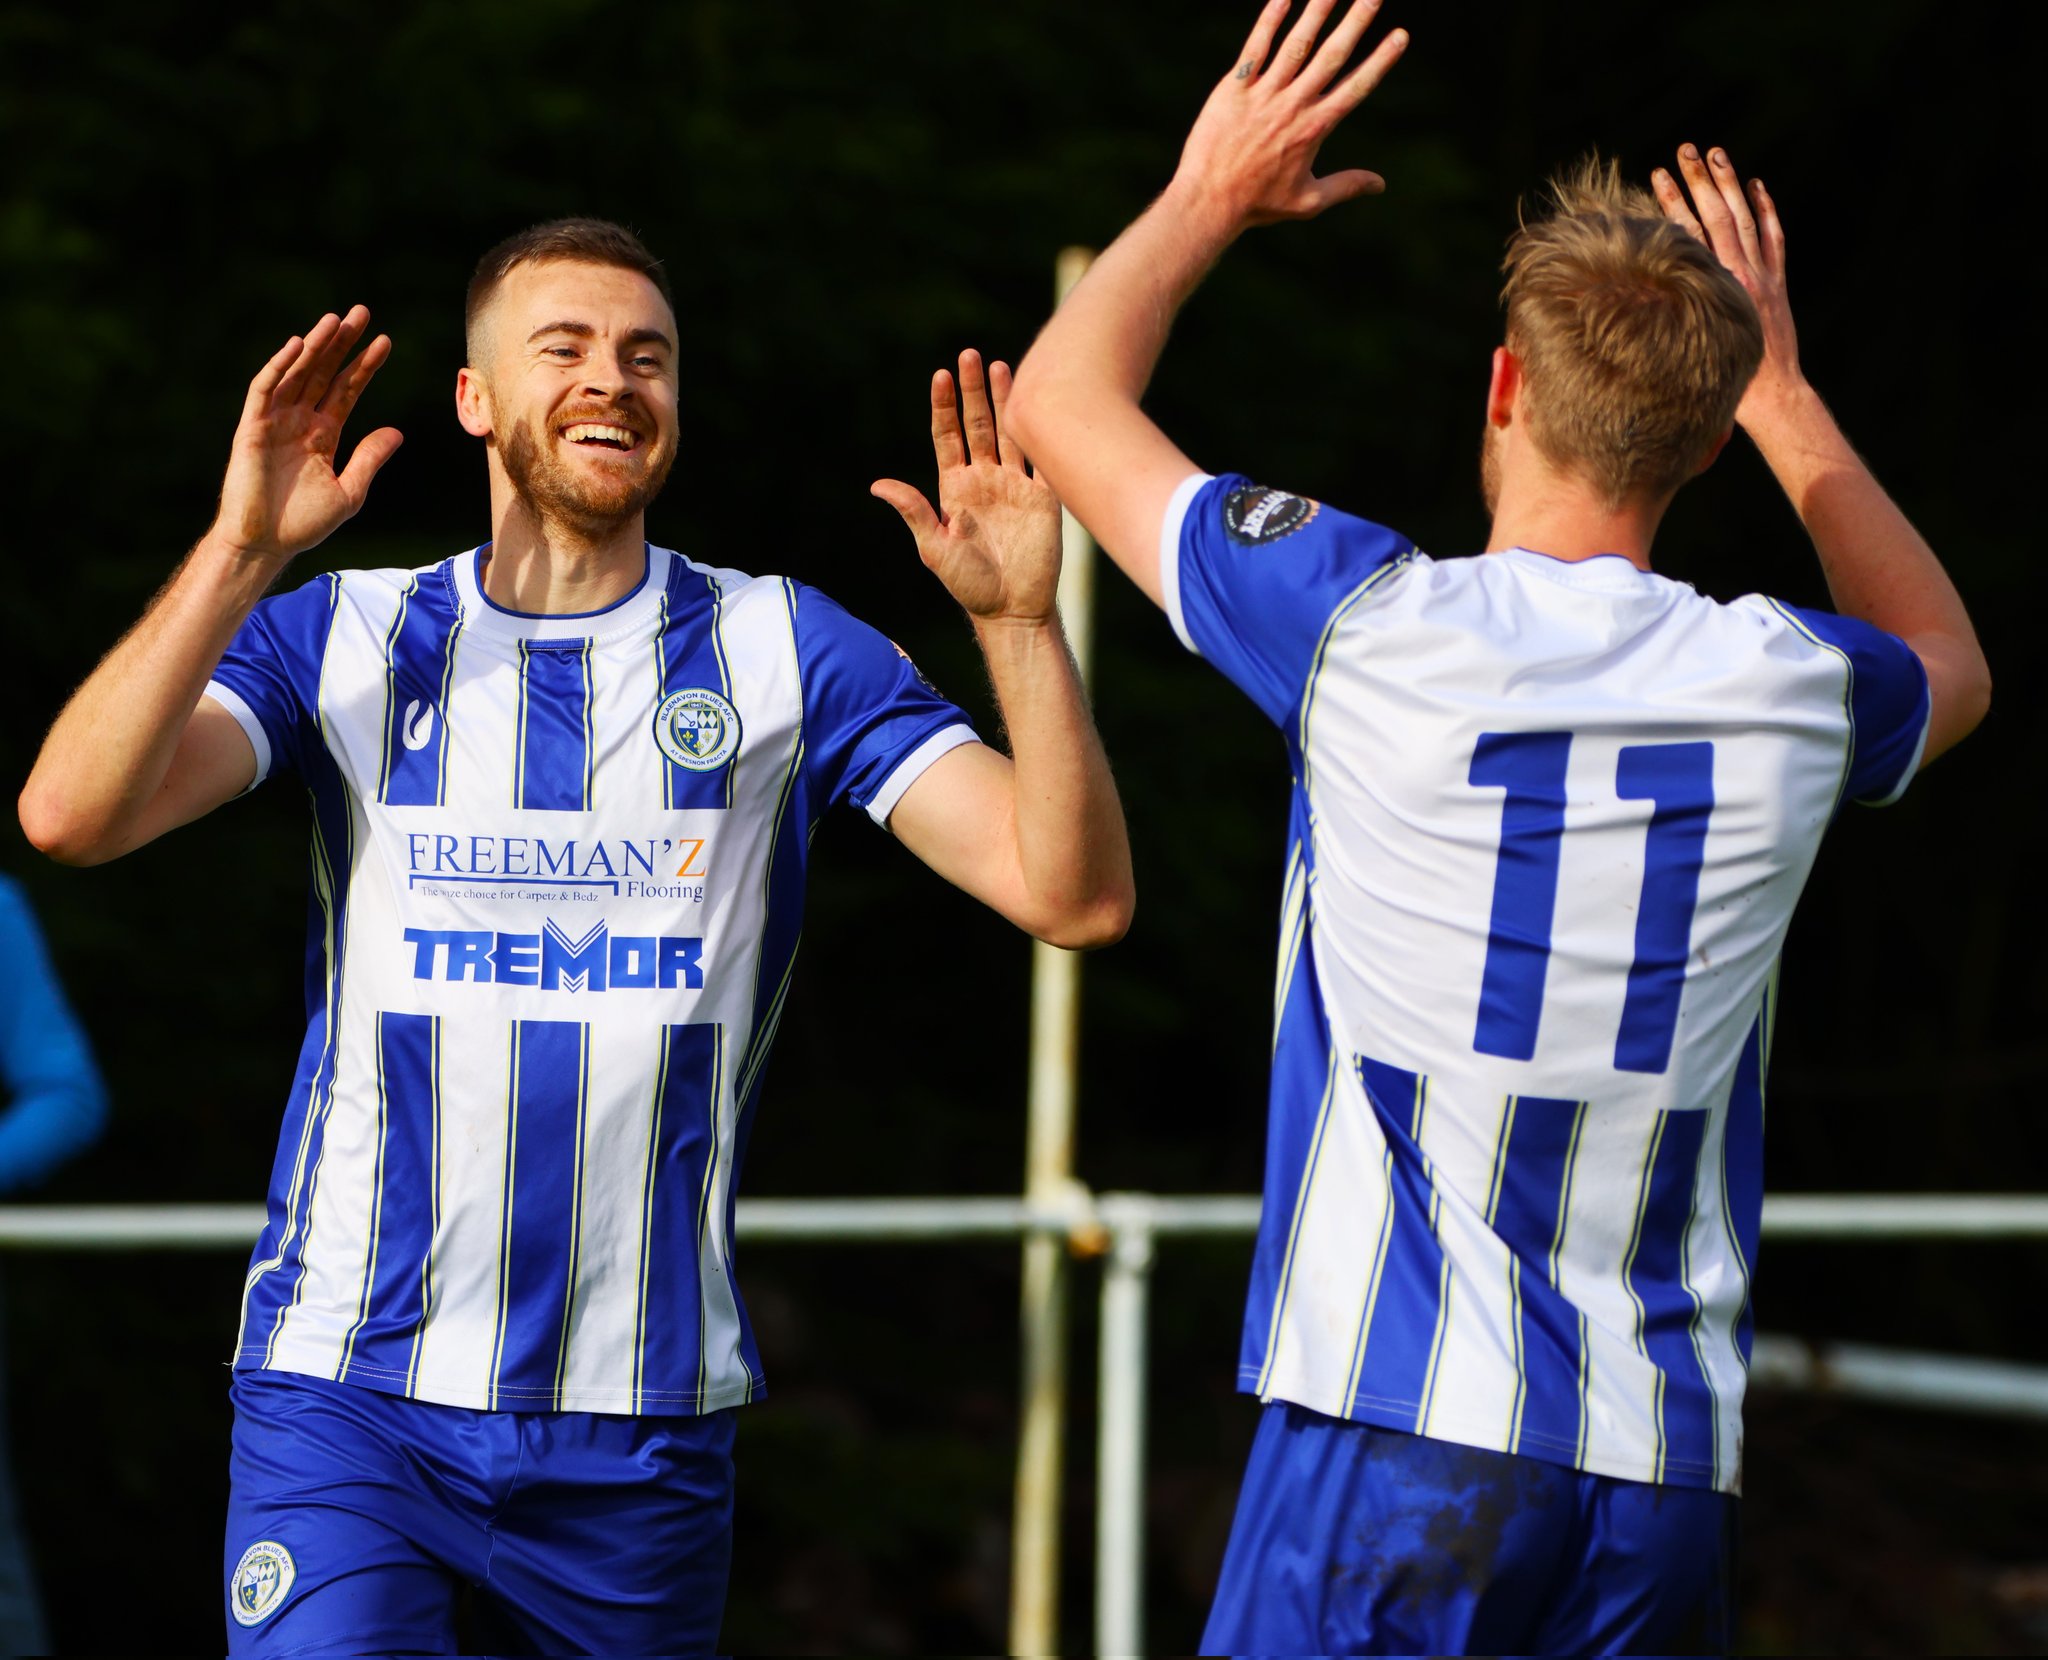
[
  {"left": 11, "top": 1190, "right": 2048, "bottom": 1250},
  {"left": 7, "top": 1190, "right": 2048, "bottom": 1659}
]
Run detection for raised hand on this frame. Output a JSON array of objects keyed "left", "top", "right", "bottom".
[
  {"left": 213, "top": 305, "right": 404, "bottom": 564},
  {"left": 1652, "top": 147, "right": 1803, "bottom": 421},
  {"left": 1172, "top": 0, "right": 1408, "bottom": 228},
  {"left": 871, "top": 350, "right": 1062, "bottom": 626}
]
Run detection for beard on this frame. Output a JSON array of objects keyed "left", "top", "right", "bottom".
[
  {"left": 1479, "top": 421, "right": 1502, "bottom": 517},
  {"left": 498, "top": 410, "right": 676, "bottom": 535}
]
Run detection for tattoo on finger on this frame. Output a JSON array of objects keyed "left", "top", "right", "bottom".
[{"left": 1237, "top": 60, "right": 1257, "bottom": 79}]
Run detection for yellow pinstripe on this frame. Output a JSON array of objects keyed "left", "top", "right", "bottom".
[
  {"left": 552, "top": 1025, "right": 593, "bottom": 1408},
  {"left": 403, "top": 1018, "right": 442, "bottom": 1396},
  {"left": 488, "top": 1024, "right": 521, "bottom": 1410},
  {"left": 1253, "top": 1044, "right": 1341, "bottom": 1398},
  {"left": 632, "top": 1030, "right": 675, "bottom": 1413},
  {"left": 374, "top": 576, "right": 417, "bottom": 803},
  {"left": 1620, "top": 1112, "right": 1671, "bottom": 1481}
]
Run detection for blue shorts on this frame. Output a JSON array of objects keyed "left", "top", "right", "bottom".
[
  {"left": 224, "top": 1369, "right": 735, "bottom": 1657},
  {"left": 1204, "top": 1401, "right": 1737, "bottom": 1657}
]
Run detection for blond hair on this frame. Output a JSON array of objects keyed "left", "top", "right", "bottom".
[{"left": 1501, "top": 157, "right": 1763, "bottom": 506}]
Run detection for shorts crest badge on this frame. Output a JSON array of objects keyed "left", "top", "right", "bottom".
[
  {"left": 654, "top": 688, "right": 743, "bottom": 772},
  {"left": 230, "top": 1539, "right": 296, "bottom": 1627}
]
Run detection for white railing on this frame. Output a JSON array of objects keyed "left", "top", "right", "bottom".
[{"left": 6, "top": 1191, "right": 2047, "bottom": 1658}]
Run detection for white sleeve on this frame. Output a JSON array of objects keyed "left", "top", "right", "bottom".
[
  {"left": 865, "top": 723, "right": 981, "bottom": 827},
  {"left": 202, "top": 682, "right": 274, "bottom": 789},
  {"left": 1158, "top": 471, "right": 1213, "bottom": 655}
]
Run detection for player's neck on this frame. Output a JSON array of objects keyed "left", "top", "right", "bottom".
[
  {"left": 481, "top": 499, "right": 649, "bottom": 617},
  {"left": 1485, "top": 471, "right": 1667, "bottom": 573}
]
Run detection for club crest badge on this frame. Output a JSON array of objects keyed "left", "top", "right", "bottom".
[
  {"left": 654, "top": 688, "right": 743, "bottom": 772},
  {"left": 1223, "top": 484, "right": 1319, "bottom": 545},
  {"left": 890, "top": 639, "right": 943, "bottom": 698},
  {"left": 230, "top": 1539, "right": 296, "bottom": 1627}
]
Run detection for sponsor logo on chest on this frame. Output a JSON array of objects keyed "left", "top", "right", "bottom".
[
  {"left": 403, "top": 832, "right": 710, "bottom": 904},
  {"left": 404, "top": 919, "right": 704, "bottom": 993}
]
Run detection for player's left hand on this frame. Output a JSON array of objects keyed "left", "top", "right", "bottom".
[
  {"left": 1651, "top": 145, "right": 1805, "bottom": 423},
  {"left": 872, "top": 350, "right": 1063, "bottom": 626}
]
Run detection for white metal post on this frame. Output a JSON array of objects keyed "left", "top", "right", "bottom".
[
  {"left": 1096, "top": 1201, "right": 1157, "bottom": 1660},
  {"left": 1009, "top": 244, "right": 1101, "bottom": 1659}
]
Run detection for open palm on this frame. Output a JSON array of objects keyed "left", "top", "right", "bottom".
[
  {"left": 216, "top": 305, "right": 403, "bottom": 563},
  {"left": 873, "top": 350, "right": 1061, "bottom": 625}
]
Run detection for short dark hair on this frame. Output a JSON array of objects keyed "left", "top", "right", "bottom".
[{"left": 464, "top": 217, "right": 673, "bottom": 365}]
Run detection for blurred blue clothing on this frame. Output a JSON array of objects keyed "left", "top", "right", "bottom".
[
  {"left": 0, "top": 871, "right": 109, "bottom": 1654},
  {"left": 1204, "top": 1400, "right": 1737, "bottom": 1657},
  {"left": 0, "top": 873, "right": 109, "bottom": 1192}
]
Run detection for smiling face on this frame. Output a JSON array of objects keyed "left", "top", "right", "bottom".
[{"left": 462, "top": 258, "right": 681, "bottom": 536}]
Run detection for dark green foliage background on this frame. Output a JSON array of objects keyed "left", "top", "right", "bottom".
[{"left": 0, "top": 0, "right": 2037, "bottom": 1651}]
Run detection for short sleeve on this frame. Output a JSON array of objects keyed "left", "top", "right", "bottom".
[
  {"left": 1163, "top": 471, "right": 1414, "bottom": 726},
  {"left": 205, "top": 574, "right": 341, "bottom": 788},
  {"left": 1779, "top": 603, "right": 1932, "bottom": 806},
  {"left": 792, "top": 584, "right": 980, "bottom": 825}
]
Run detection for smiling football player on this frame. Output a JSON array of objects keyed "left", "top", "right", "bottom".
[{"left": 19, "top": 218, "right": 1133, "bottom": 1656}]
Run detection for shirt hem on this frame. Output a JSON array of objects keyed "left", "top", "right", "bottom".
[
  {"left": 1240, "top": 1368, "right": 1733, "bottom": 1494},
  {"left": 236, "top": 1354, "right": 760, "bottom": 1416}
]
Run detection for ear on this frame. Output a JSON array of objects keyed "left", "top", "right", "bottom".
[
  {"left": 1693, "top": 424, "right": 1734, "bottom": 476},
  {"left": 1486, "top": 346, "right": 1522, "bottom": 429},
  {"left": 455, "top": 365, "right": 492, "bottom": 439}
]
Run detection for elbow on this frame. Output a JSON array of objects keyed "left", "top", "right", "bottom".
[
  {"left": 1004, "top": 374, "right": 1049, "bottom": 462},
  {"left": 17, "top": 785, "right": 114, "bottom": 867},
  {"left": 1032, "top": 888, "right": 1136, "bottom": 953},
  {"left": 1004, "top": 357, "right": 1086, "bottom": 463},
  {"left": 1938, "top": 651, "right": 1994, "bottom": 753},
  {"left": 1962, "top": 656, "right": 1993, "bottom": 737}
]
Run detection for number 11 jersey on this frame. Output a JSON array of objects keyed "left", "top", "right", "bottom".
[{"left": 1163, "top": 472, "right": 1930, "bottom": 1494}]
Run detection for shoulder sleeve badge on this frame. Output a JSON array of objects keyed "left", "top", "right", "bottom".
[
  {"left": 890, "top": 639, "right": 944, "bottom": 699},
  {"left": 1222, "top": 485, "right": 1320, "bottom": 545}
]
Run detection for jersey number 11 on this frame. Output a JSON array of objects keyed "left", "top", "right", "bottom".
[{"left": 1468, "top": 733, "right": 1715, "bottom": 1076}]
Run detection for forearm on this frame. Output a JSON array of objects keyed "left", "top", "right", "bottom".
[
  {"left": 1009, "top": 188, "right": 1242, "bottom": 596},
  {"left": 1021, "top": 184, "right": 1239, "bottom": 415},
  {"left": 974, "top": 615, "right": 1133, "bottom": 946},
  {"left": 1743, "top": 380, "right": 1990, "bottom": 756},
  {"left": 1745, "top": 382, "right": 1969, "bottom": 638},
  {"left": 20, "top": 533, "right": 277, "bottom": 862}
]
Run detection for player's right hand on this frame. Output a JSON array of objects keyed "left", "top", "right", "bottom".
[
  {"left": 210, "top": 305, "right": 404, "bottom": 565},
  {"left": 1652, "top": 147, "right": 1805, "bottom": 425},
  {"left": 1168, "top": 0, "right": 1408, "bottom": 228}
]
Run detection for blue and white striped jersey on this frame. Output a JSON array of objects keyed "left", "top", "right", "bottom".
[
  {"left": 1164, "top": 472, "right": 1930, "bottom": 1494},
  {"left": 207, "top": 544, "right": 976, "bottom": 1415}
]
